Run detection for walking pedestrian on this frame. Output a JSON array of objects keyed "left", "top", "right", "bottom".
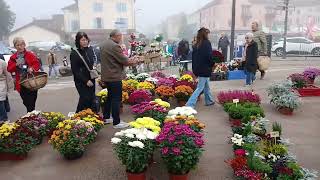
[
  {"left": 243, "top": 33, "right": 258, "bottom": 87},
  {"left": 178, "top": 39, "right": 190, "bottom": 61},
  {"left": 186, "top": 28, "right": 215, "bottom": 108},
  {"left": 70, "top": 32, "right": 97, "bottom": 113},
  {"left": 47, "top": 50, "right": 59, "bottom": 78},
  {"left": 7, "top": 37, "right": 40, "bottom": 112},
  {"left": 218, "top": 32, "right": 230, "bottom": 62},
  {"left": 251, "top": 21, "right": 267, "bottom": 79},
  {"left": 0, "top": 60, "right": 14, "bottom": 122},
  {"left": 100, "top": 29, "right": 138, "bottom": 129}
]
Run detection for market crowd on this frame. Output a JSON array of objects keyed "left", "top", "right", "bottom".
[{"left": 0, "top": 21, "right": 268, "bottom": 129}]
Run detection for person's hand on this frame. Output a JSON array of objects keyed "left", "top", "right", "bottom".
[
  {"left": 87, "top": 80, "right": 94, "bottom": 87},
  {"left": 27, "top": 68, "right": 34, "bottom": 73}
]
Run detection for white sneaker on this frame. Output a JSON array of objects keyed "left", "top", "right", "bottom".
[
  {"left": 113, "top": 122, "right": 129, "bottom": 129},
  {"left": 104, "top": 118, "right": 113, "bottom": 124}
]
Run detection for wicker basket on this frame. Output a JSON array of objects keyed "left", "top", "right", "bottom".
[
  {"left": 20, "top": 72, "right": 48, "bottom": 91},
  {"left": 257, "top": 56, "right": 271, "bottom": 71}
]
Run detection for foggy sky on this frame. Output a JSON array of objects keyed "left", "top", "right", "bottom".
[{"left": 5, "top": 0, "right": 212, "bottom": 33}]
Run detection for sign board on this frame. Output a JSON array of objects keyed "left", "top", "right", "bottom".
[
  {"left": 233, "top": 99, "right": 240, "bottom": 103},
  {"left": 270, "top": 131, "right": 280, "bottom": 138}
]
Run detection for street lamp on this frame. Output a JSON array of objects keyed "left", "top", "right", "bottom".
[{"left": 230, "top": 0, "right": 236, "bottom": 61}]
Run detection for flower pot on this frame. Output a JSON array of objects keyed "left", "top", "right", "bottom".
[
  {"left": 63, "top": 151, "right": 84, "bottom": 160},
  {"left": 169, "top": 173, "right": 188, "bottom": 180},
  {"left": 278, "top": 107, "right": 293, "bottom": 116},
  {"left": 297, "top": 85, "right": 320, "bottom": 97},
  {"left": 177, "top": 100, "right": 187, "bottom": 107},
  {"left": 127, "top": 171, "right": 146, "bottom": 180},
  {"left": 229, "top": 117, "right": 241, "bottom": 122},
  {"left": 0, "top": 152, "right": 27, "bottom": 161}
]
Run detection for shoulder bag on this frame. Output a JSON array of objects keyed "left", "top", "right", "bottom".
[{"left": 73, "top": 48, "right": 99, "bottom": 79}]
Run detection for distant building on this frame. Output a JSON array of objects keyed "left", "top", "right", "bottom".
[{"left": 8, "top": 15, "right": 65, "bottom": 47}]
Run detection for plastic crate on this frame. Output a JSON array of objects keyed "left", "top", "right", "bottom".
[{"left": 227, "top": 70, "right": 246, "bottom": 80}]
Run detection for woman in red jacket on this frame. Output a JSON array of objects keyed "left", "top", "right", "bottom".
[{"left": 7, "top": 37, "right": 40, "bottom": 112}]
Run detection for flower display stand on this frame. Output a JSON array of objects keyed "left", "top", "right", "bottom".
[
  {"left": 169, "top": 173, "right": 188, "bottom": 180},
  {"left": 297, "top": 85, "right": 320, "bottom": 97},
  {"left": 127, "top": 171, "right": 146, "bottom": 180}
]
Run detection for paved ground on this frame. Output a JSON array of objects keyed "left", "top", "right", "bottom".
[{"left": 0, "top": 60, "right": 320, "bottom": 180}]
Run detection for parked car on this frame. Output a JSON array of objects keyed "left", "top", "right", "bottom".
[
  {"left": 272, "top": 37, "right": 320, "bottom": 56},
  {"left": 28, "top": 41, "right": 71, "bottom": 51},
  {"left": 0, "top": 42, "right": 12, "bottom": 63}
]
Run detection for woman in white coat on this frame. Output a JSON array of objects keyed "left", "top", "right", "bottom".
[{"left": 0, "top": 60, "right": 14, "bottom": 122}]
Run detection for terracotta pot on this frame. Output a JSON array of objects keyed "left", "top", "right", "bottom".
[
  {"left": 177, "top": 100, "right": 187, "bottom": 107},
  {"left": 127, "top": 171, "right": 146, "bottom": 180},
  {"left": 0, "top": 152, "right": 27, "bottom": 161},
  {"left": 169, "top": 173, "right": 188, "bottom": 180},
  {"left": 278, "top": 107, "right": 293, "bottom": 116},
  {"left": 63, "top": 151, "right": 84, "bottom": 160}
]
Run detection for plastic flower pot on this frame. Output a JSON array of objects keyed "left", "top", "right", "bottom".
[
  {"left": 127, "top": 171, "right": 146, "bottom": 180},
  {"left": 0, "top": 152, "right": 28, "bottom": 161},
  {"left": 169, "top": 173, "right": 188, "bottom": 180},
  {"left": 63, "top": 151, "right": 84, "bottom": 160},
  {"left": 297, "top": 85, "right": 320, "bottom": 97},
  {"left": 278, "top": 107, "right": 293, "bottom": 116}
]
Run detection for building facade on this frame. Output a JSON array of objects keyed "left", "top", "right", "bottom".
[{"left": 62, "top": 0, "right": 135, "bottom": 33}]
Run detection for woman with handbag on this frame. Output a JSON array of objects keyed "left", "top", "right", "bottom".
[
  {"left": 70, "top": 32, "right": 98, "bottom": 112},
  {"left": 7, "top": 37, "right": 40, "bottom": 112}
]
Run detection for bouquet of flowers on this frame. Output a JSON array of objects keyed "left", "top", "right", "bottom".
[
  {"left": 213, "top": 50, "right": 224, "bottom": 63},
  {"left": 156, "top": 123, "right": 204, "bottom": 175},
  {"left": 174, "top": 85, "right": 194, "bottom": 102},
  {"left": 288, "top": 73, "right": 309, "bottom": 89},
  {"left": 129, "top": 117, "right": 161, "bottom": 134},
  {"left": 128, "top": 90, "right": 152, "bottom": 105},
  {"left": 135, "top": 73, "right": 151, "bottom": 82},
  {"left": 0, "top": 122, "right": 37, "bottom": 157},
  {"left": 49, "top": 120, "right": 97, "bottom": 159},
  {"left": 131, "top": 101, "right": 169, "bottom": 124},
  {"left": 96, "top": 89, "right": 108, "bottom": 104},
  {"left": 137, "top": 81, "right": 155, "bottom": 93},
  {"left": 111, "top": 128, "right": 158, "bottom": 174},
  {"left": 123, "top": 79, "right": 139, "bottom": 94},
  {"left": 42, "top": 112, "right": 66, "bottom": 136},
  {"left": 180, "top": 74, "right": 194, "bottom": 82},
  {"left": 73, "top": 109, "right": 104, "bottom": 132},
  {"left": 157, "top": 77, "right": 175, "bottom": 87},
  {"left": 122, "top": 91, "right": 129, "bottom": 104},
  {"left": 151, "top": 71, "right": 166, "bottom": 78},
  {"left": 167, "top": 106, "right": 197, "bottom": 118},
  {"left": 155, "top": 85, "right": 175, "bottom": 100},
  {"left": 164, "top": 115, "right": 205, "bottom": 132}
]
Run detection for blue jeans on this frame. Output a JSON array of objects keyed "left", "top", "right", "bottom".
[
  {"left": 49, "top": 64, "right": 58, "bottom": 77},
  {"left": 186, "top": 77, "right": 214, "bottom": 108},
  {"left": 0, "top": 101, "right": 8, "bottom": 122},
  {"left": 245, "top": 70, "right": 255, "bottom": 85},
  {"left": 103, "top": 81, "right": 122, "bottom": 125}
]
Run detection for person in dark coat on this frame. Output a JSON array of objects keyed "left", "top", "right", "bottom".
[
  {"left": 177, "top": 39, "right": 190, "bottom": 61},
  {"left": 218, "top": 32, "right": 230, "bottom": 62},
  {"left": 244, "top": 32, "right": 258, "bottom": 86},
  {"left": 70, "top": 32, "right": 97, "bottom": 113},
  {"left": 186, "top": 27, "right": 215, "bottom": 108}
]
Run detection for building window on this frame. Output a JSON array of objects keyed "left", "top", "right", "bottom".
[
  {"left": 93, "top": 2, "right": 103, "bottom": 12},
  {"left": 94, "top": 17, "right": 103, "bottom": 29},
  {"left": 115, "top": 18, "right": 128, "bottom": 29},
  {"left": 116, "top": 3, "right": 127, "bottom": 12},
  {"left": 71, "top": 20, "right": 79, "bottom": 32}
]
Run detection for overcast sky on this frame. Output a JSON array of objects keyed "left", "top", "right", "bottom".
[{"left": 5, "top": 0, "right": 212, "bottom": 32}]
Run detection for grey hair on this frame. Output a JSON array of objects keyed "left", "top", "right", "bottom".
[
  {"left": 110, "top": 29, "right": 121, "bottom": 37},
  {"left": 13, "top": 37, "right": 25, "bottom": 47},
  {"left": 245, "top": 32, "right": 254, "bottom": 39}
]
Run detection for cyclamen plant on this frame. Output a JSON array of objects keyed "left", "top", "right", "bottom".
[{"left": 156, "top": 123, "right": 204, "bottom": 175}]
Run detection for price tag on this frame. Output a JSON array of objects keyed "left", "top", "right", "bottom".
[
  {"left": 233, "top": 99, "right": 239, "bottom": 103},
  {"left": 270, "top": 131, "right": 280, "bottom": 138},
  {"left": 68, "top": 112, "right": 75, "bottom": 118}
]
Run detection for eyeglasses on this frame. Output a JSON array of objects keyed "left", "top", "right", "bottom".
[{"left": 245, "top": 37, "right": 249, "bottom": 39}]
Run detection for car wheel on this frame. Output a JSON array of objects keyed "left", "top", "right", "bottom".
[
  {"left": 275, "top": 48, "right": 284, "bottom": 57},
  {"left": 311, "top": 48, "right": 320, "bottom": 56}
]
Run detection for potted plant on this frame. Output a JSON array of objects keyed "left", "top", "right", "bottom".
[
  {"left": 135, "top": 73, "right": 151, "bottom": 82},
  {"left": 174, "top": 85, "right": 194, "bottom": 106},
  {"left": 123, "top": 79, "right": 139, "bottom": 94},
  {"left": 156, "top": 85, "right": 175, "bottom": 101},
  {"left": 137, "top": 81, "right": 155, "bottom": 95},
  {"left": 49, "top": 120, "right": 97, "bottom": 160},
  {"left": 112, "top": 128, "right": 158, "bottom": 180},
  {"left": 128, "top": 90, "right": 152, "bottom": 105},
  {"left": 157, "top": 78, "right": 176, "bottom": 88},
  {"left": 217, "top": 90, "right": 261, "bottom": 105},
  {"left": 0, "top": 122, "right": 37, "bottom": 160},
  {"left": 271, "top": 94, "right": 301, "bottom": 115},
  {"left": 179, "top": 74, "right": 194, "bottom": 83},
  {"left": 156, "top": 123, "right": 204, "bottom": 180},
  {"left": 164, "top": 115, "right": 205, "bottom": 133},
  {"left": 72, "top": 109, "right": 104, "bottom": 132},
  {"left": 303, "top": 68, "right": 320, "bottom": 84},
  {"left": 131, "top": 101, "right": 169, "bottom": 124},
  {"left": 42, "top": 112, "right": 66, "bottom": 136},
  {"left": 167, "top": 106, "right": 197, "bottom": 118},
  {"left": 288, "top": 73, "right": 309, "bottom": 89},
  {"left": 129, "top": 117, "right": 161, "bottom": 134}
]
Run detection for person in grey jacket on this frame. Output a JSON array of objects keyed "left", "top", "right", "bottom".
[
  {"left": 0, "top": 60, "right": 13, "bottom": 122},
  {"left": 218, "top": 32, "right": 230, "bottom": 62},
  {"left": 252, "top": 21, "right": 267, "bottom": 80}
]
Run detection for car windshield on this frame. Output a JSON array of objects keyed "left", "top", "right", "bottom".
[{"left": 0, "top": 42, "right": 11, "bottom": 54}]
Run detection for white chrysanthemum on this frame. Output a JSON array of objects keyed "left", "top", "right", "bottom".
[
  {"left": 111, "top": 137, "right": 122, "bottom": 144},
  {"left": 125, "top": 133, "right": 135, "bottom": 138},
  {"left": 136, "top": 133, "right": 147, "bottom": 140},
  {"left": 115, "top": 131, "right": 124, "bottom": 137},
  {"left": 132, "top": 141, "right": 144, "bottom": 149}
]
